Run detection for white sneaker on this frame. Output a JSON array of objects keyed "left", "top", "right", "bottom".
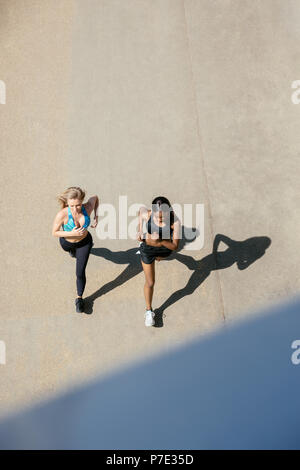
[{"left": 144, "top": 310, "right": 155, "bottom": 327}]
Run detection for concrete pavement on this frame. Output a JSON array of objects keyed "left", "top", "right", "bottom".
[{"left": 0, "top": 0, "right": 299, "bottom": 418}]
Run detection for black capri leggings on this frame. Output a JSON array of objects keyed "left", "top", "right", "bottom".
[{"left": 59, "top": 232, "right": 93, "bottom": 297}]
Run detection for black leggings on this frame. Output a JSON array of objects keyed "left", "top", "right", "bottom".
[{"left": 59, "top": 232, "right": 93, "bottom": 296}]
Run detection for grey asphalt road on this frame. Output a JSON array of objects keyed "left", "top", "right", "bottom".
[{"left": 0, "top": 0, "right": 299, "bottom": 418}]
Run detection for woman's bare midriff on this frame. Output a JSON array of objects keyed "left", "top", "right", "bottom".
[{"left": 64, "top": 231, "right": 88, "bottom": 243}]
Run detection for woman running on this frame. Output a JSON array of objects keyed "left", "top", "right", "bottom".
[
  {"left": 137, "top": 196, "right": 181, "bottom": 326},
  {"left": 52, "top": 187, "right": 99, "bottom": 313}
]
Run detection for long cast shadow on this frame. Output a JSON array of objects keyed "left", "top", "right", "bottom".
[
  {"left": 84, "top": 247, "right": 142, "bottom": 314},
  {"left": 84, "top": 226, "right": 199, "bottom": 314},
  {"left": 153, "top": 234, "right": 272, "bottom": 327},
  {"left": 84, "top": 232, "right": 271, "bottom": 320}
]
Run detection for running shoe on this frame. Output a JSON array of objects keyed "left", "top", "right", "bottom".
[
  {"left": 75, "top": 297, "right": 84, "bottom": 313},
  {"left": 144, "top": 309, "right": 155, "bottom": 327}
]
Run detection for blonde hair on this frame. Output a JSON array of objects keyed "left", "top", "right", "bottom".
[{"left": 57, "top": 186, "right": 86, "bottom": 209}]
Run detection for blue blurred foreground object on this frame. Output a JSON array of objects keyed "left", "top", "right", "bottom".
[{"left": 0, "top": 296, "right": 300, "bottom": 449}]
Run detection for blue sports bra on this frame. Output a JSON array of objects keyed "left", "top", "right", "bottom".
[{"left": 63, "top": 205, "right": 90, "bottom": 232}]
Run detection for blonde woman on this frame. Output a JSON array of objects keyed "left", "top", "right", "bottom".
[{"left": 52, "top": 187, "right": 99, "bottom": 313}]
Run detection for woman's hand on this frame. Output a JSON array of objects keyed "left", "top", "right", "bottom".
[
  {"left": 70, "top": 226, "right": 87, "bottom": 237},
  {"left": 91, "top": 215, "right": 98, "bottom": 228},
  {"left": 145, "top": 232, "right": 162, "bottom": 246},
  {"left": 136, "top": 231, "right": 144, "bottom": 242}
]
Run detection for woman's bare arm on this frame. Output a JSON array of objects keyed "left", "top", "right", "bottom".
[
  {"left": 86, "top": 195, "right": 99, "bottom": 228},
  {"left": 136, "top": 206, "right": 149, "bottom": 241},
  {"left": 160, "top": 218, "right": 181, "bottom": 251}
]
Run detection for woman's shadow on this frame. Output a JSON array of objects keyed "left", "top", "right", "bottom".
[
  {"left": 84, "top": 226, "right": 198, "bottom": 314},
  {"left": 153, "top": 234, "right": 271, "bottom": 327},
  {"left": 85, "top": 232, "right": 271, "bottom": 324}
]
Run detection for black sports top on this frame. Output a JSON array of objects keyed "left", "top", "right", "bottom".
[{"left": 147, "top": 212, "right": 174, "bottom": 240}]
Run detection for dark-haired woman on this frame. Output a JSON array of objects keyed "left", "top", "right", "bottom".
[{"left": 137, "top": 197, "right": 181, "bottom": 326}]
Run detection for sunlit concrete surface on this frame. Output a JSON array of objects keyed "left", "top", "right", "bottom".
[{"left": 0, "top": 0, "right": 300, "bottom": 419}]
